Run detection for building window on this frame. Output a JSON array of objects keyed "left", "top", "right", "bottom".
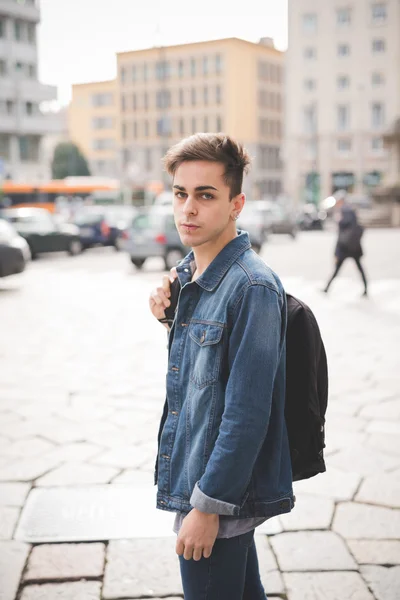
[
  {"left": 93, "top": 138, "right": 115, "bottom": 150},
  {"left": 120, "top": 66, "right": 126, "bottom": 84},
  {"left": 216, "top": 116, "right": 222, "bottom": 131},
  {"left": 371, "top": 136, "right": 383, "bottom": 152},
  {"left": 156, "top": 90, "right": 171, "bottom": 109},
  {"left": 0, "top": 18, "right": 5, "bottom": 39},
  {"left": 372, "top": 3, "right": 387, "bottom": 23},
  {"left": 304, "top": 47, "right": 317, "bottom": 60},
  {"left": 337, "top": 139, "right": 352, "bottom": 153},
  {"left": 337, "top": 105, "right": 350, "bottom": 131},
  {"left": 372, "top": 39, "right": 386, "bottom": 53},
  {"left": 179, "top": 89, "right": 184, "bottom": 107},
  {"left": 143, "top": 63, "right": 148, "bottom": 81},
  {"left": 203, "top": 56, "right": 208, "bottom": 75},
  {"left": 15, "top": 61, "right": 24, "bottom": 74},
  {"left": 157, "top": 116, "right": 171, "bottom": 137},
  {"left": 92, "top": 117, "right": 114, "bottom": 129},
  {"left": 338, "top": 44, "right": 350, "bottom": 57},
  {"left": 25, "top": 101, "right": 34, "bottom": 115},
  {"left": 337, "top": 75, "right": 350, "bottom": 89},
  {"left": 204, "top": 86, "right": 208, "bottom": 105},
  {"left": 179, "top": 118, "right": 185, "bottom": 135},
  {"left": 122, "top": 123, "right": 127, "bottom": 140},
  {"left": 304, "top": 79, "right": 316, "bottom": 91},
  {"left": 145, "top": 148, "right": 152, "bottom": 172},
  {"left": 133, "top": 122, "right": 137, "bottom": 139},
  {"left": 371, "top": 72, "right": 384, "bottom": 86},
  {"left": 303, "top": 106, "right": 316, "bottom": 134},
  {"left": 178, "top": 60, "right": 184, "bottom": 78},
  {"left": 144, "top": 120, "right": 149, "bottom": 137},
  {"left": 19, "top": 135, "right": 39, "bottom": 161},
  {"left": 192, "top": 117, "right": 196, "bottom": 134},
  {"left": 216, "top": 85, "right": 221, "bottom": 104},
  {"left": 27, "top": 23, "right": 35, "bottom": 44},
  {"left": 337, "top": 8, "right": 351, "bottom": 25},
  {"left": 92, "top": 93, "right": 113, "bottom": 107},
  {"left": 132, "top": 65, "right": 137, "bottom": 82},
  {"left": 28, "top": 64, "right": 35, "bottom": 78},
  {"left": 121, "top": 95, "right": 126, "bottom": 112},
  {"left": 215, "top": 54, "right": 222, "bottom": 74},
  {"left": 191, "top": 58, "right": 196, "bottom": 77},
  {"left": 204, "top": 116, "right": 209, "bottom": 131},
  {"left": 0, "top": 60, "right": 7, "bottom": 76},
  {"left": 132, "top": 93, "right": 137, "bottom": 110},
  {"left": 144, "top": 91, "right": 148, "bottom": 110},
  {"left": 156, "top": 61, "right": 170, "bottom": 80},
  {"left": 302, "top": 13, "right": 317, "bottom": 33},
  {"left": 191, "top": 88, "right": 196, "bottom": 106},
  {"left": 14, "top": 20, "right": 24, "bottom": 41},
  {"left": 0, "top": 135, "right": 10, "bottom": 160},
  {"left": 6, "top": 100, "right": 15, "bottom": 115},
  {"left": 371, "top": 103, "right": 385, "bottom": 128}
]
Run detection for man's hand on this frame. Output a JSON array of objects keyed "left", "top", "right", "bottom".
[
  {"left": 149, "top": 268, "right": 178, "bottom": 328},
  {"left": 176, "top": 508, "right": 219, "bottom": 561}
]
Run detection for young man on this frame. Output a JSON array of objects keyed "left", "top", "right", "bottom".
[{"left": 149, "top": 133, "right": 294, "bottom": 600}]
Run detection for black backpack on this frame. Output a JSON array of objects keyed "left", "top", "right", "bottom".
[{"left": 165, "top": 280, "right": 328, "bottom": 482}]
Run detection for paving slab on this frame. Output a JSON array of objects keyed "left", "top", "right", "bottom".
[
  {"left": 19, "top": 581, "right": 102, "bottom": 600},
  {"left": 0, "top": 483, "right": 30, "bottom": 507},
  {"left": 35, "top": 463, "right": 119, "bottom": 486},
  {"left": 0, "top": 541, "right": 30, "bottom": 600},
  {"left": 103, "top": 538, "right": 182, "bottom": 598},
  {"left": 0, "top": 456, "right": 61, "bottom": 482},
  {"left": 91, "top": 445, "right": 152, "bottom": 469},
  {"left": 111, "top": 469, "right": 155, "bottom": 486},
  {"left": 15, "top": 485, "right": 174, "bottom": 543},
  {"left": 293, "top": 468, "right": 360, "bottom": 501},
  {"left": 365, "top": 420, "right": 400, "bottom": 436},
  {"left": 327, "top": 446, "right": 400, "bottom": 475},
  {"left": 279, "top": 494, "right": 335, "bottom": 530},
  {"left": 41, "top": 442, "right": 104, "bottom": 463},
  {"left": 255, "top": 535, "right": 285, "bottom": 595},
  {"left": 0, "top": 506, "right": 20, "bottom": 540},
  {"left": 284, "top": 571, "right": 374, "bottom": 600},
  {"left": 355, "top": 473, "right": 400, "bottom": 508},
  {"left": 24, "top": 543, "right": 105, "bottom": 581},
  {"left": 270, "top": 531, "right": 357, "bottom": 571},
  {"left": 361, "top": 566, "right": 400, "bottom": 600},
  {"left": 365, "top": 433, "right": 400, "bottom": 456},
  {"left": 359, "top": 398, "right": 400, "bottom": 420},
  {"left": 333, "top": 503, "right": 400, "bottom": 539},
  {"left": 1, "top": 438, "right": 55, "bottom": 459},
  {"left": 347, "top": 541, "right": 400, "bottom": 566}
]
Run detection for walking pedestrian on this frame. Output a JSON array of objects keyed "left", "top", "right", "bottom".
[
  {"left": 149, "top": 133, "right": 294, "bottom": 599},
  {"left": 323, "top": 197, "right": 368, "bottom": 296}
]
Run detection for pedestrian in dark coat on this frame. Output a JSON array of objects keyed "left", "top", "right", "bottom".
[{"left": 323, "top": 199, "right": 368, "bottom": 296}]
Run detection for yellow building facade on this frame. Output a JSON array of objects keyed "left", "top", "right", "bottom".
[
  {"left": 117, "top": 37, "right": 284, "bottom": 198},
  {"left": 68, "top": 79, "right": 118, "bottom": 178},
  {"left": 69, "top": 37, "right": 284, "bottom": 198}
]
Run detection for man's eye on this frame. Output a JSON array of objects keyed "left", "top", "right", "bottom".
[
  {"left": 202, "top": 193, "right": 214, "bottom": 200},
  {"left": 175, "top": 192, "right": 186, "bottom": 199}
]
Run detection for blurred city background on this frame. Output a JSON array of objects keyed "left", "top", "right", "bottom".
[{"left": 0, "top": 1, "right": 399, "bottom": 600}]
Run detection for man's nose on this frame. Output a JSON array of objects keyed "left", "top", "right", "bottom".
[{"left": 183, "top": 195, "right": 196, "bottom": 214}]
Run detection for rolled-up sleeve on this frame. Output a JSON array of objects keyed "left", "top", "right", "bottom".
[{"left": 190, "top": 283, "right": 285, "bottom": 515}]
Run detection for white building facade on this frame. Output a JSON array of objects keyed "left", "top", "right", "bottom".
[
  {"left": 0, "top": 0, "right": 57, "bottom": 181},
  {"left": 285, "top": 0, "right": 400, "bottom": 203}
]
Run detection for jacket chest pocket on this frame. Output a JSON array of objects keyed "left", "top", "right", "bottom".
[{"left": 188, "top": 323, "right": 224, "bottom": 389}]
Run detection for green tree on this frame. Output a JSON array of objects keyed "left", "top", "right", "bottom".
[{"left": 51, "top": 142, "right": 91, "bottom": 179}]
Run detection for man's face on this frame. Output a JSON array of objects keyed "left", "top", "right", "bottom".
[{"left": 172, "top": 161, "right": 243, "bottom": 249}]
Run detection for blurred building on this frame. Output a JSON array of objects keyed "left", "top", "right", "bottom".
[
  {"left": 0, "top": 0, "right": 57, "bottom": 180},
  {"left": 116, "top": 37, "right": 284, "bottom": 198},
  {"left": 285, "top": 0, "right": 400, "bottom": 204},
  {"left": 68, "top": 79, "right": 118, "bottom": 178}
]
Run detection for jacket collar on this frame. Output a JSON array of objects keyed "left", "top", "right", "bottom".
[{"left": 176, "top": 231, "right": 251, "bottom": 292}]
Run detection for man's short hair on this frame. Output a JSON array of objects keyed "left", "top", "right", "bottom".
[{"left": 162, "top": 133, "right": 251, "bottom": 199}]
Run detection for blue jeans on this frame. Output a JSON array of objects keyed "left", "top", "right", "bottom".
[{"left": 178, "top": 530, "right": 267, "bottom": 600}]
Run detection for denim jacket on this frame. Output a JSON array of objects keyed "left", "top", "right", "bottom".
[{"left": 155, "top": 231, "right": 295, "bottom": 519}]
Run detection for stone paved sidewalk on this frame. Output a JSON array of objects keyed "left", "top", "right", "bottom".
[{"left": 0, "top": 249, "right": 399, "bottom": 599}]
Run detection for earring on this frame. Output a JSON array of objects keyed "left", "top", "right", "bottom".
[{"left": 232, "top": 214, "right": 239, "bottom": 221}]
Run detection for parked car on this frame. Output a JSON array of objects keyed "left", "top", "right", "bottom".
[
  {"left": 73, "top": 205, "right": 137, "bottom": 251},
  {"left": 1, "top": 207, "right": 82, "bottom": 259},
  {"left": 0, "top": 218, "right": 29, "bottom": 277},
  {"left": 126, "top": 206, "right": 189, "bottom": 270},
  {"left": 298, "top": 203, "right": 327, "bottom": 231},
  {"left": 237, "top": 203, "right": 272, "bottom": 253}
]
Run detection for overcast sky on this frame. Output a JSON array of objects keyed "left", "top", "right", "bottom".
[{"left": 37, "top": 0, "right": 288, "bottom": 105}]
